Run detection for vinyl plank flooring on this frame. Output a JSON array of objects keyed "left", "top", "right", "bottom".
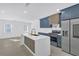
[
  {"left": 0, "top": 39, "right": 33, "bottom": 56},
  {"left": 0, "top": 38, "right": 72, "bottom": 56},
  {"left": 51, "top": 45, "right": 72, "bottom": 56}
]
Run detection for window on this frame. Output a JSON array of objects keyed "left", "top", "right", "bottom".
[
  {"left": 4, "top": 24, "right": 12, "bottom": 33},
  {"left": 24, "top": 25, "right": 28, "bottom": 33}
]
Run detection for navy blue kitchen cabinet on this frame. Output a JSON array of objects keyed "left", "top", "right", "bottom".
[
  {"left": 61, "top": 4, "right": 79, "bottom": 21},
  {"left": 70, "top": 4, "right": 79, "bottom": 19},
  {"left": 40, "top": 17, "right": 51, "bottom": 28},
  {"left": 61, "top": 7, "right": 71, "bottom": 20}
]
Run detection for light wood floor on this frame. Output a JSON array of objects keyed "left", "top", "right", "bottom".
[
  {"left": 51, "top": 45, "right": 72, "bottom": 56},
  {"left": 0, "top": 39, "right": 33, "bottom": 56},
  {"left": 0, "top": 38, "right": 72, "bottom": 56}
]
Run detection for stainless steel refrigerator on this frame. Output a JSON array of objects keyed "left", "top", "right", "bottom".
[
  {"left": 61, "top": 18, "right": 79, "bottom": 55},
  {"left": 70, "top": 18, "right": 79, "bottom": 55},
  {"left": 61, "top": 20, "right": 70, "bottom": 53}
]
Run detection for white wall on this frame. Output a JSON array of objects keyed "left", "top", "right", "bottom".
[
  {"left": 31, "top": 19, "right": 52, "bottom": 33},
  {"left": 0, "top": 3, "right": 32, "bottom": 39},
  {"left": 0, "top": 19, "right": 31, "bottom": 39},
  {"left": 31, "top": 19, "right": 61, "bottom": 33}
]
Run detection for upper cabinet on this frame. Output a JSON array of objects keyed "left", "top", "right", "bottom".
[
  {"left": 70, "top": 4, "right": 79, "bottom": 19},
  {"left": 40, "top": 13, "right": 60, "bottom": 28},
  {"left": 61, "top": 8, "right": 71, "bottom": 20},
  {"left": 61, "top": 4, "right": 79, "bottom": 21},
  {"left": 40, "top": 17, "right": 51, "bottom": 28},
  {"left": 49, "top": 13, "right": 60, "bottom": 24}
]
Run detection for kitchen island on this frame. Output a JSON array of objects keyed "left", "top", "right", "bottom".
[{"left": 21, "top": 33, "right": 50, "bottom": 56}]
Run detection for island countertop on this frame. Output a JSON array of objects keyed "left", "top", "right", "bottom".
[
  {"left": 23, "top": 33, "right": 50, "bottom": 40},
  {"left": 21, "top": 33, "right": 50, "bottom": 56}
]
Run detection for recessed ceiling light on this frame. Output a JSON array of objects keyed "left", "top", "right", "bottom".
[{"left": 24, "top": 11, "right": 28, "bottom": 14}]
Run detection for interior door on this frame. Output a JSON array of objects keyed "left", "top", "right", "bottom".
[
  {"left": 61, "top": 20, "right": 70, "bottom": 53},
  {"left": 71, "top": 18, "right": 79, "bottom": 55}
]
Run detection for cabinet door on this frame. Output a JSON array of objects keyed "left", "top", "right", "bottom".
[
  {"left": 70, "top": 4, "right": 79, "bottom": 19},
  {"left": 61, "top": 8, "right": 71, "bottom": 20},
  {"left": 40, "top": 17, "right": 51, "bottom": 28},
  {"left": 30, "top": 39, "right": 35, "bottom": 53},
  {"left": 24, "top": 36, "right": 30, "bottom": 49},
  {"left": 61, "top": 4, "right": 79, "bottom": 21},
  {"left": 49, "top": 13, "right": 60, "bottom": 24},
  {"left": 24, "top": 36, "right": 35, "bottom": 53}
]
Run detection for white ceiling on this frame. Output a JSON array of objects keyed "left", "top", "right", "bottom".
[
  {"left": 0, "top": 3, "right": 77, "bottom": 22},
  {"left": 26, "top": 3, "right": 76, "bottom": 19}
]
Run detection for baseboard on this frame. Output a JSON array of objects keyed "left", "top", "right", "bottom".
[{"left": 0, "top": 36, "right": 21, "bottom": 39}]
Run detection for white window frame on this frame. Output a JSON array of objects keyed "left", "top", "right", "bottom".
[
  {"left": 4, "top": 23, "right": 12, "bottom": 33},
  {"left": 24, "top": 25, "right": 28, "bottom": 33}
]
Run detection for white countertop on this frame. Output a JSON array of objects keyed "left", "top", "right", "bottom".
[{"left": 23, "top": 33, "right": 49, "bottom": 40}]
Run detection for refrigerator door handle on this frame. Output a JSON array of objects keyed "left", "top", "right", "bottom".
[
  {"left": 63, "top": 31, "right": 64, "bottom": 36},
  {"left": 62, "top": 31, "right": 68, "bottom": 37},
  {"left": 65, "top": 31, "right": 68, "bottom": 37}
]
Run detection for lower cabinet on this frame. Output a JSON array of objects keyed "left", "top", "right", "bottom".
[
  {"left": 24, "top": 36, "right": 35, "bottom": 53},
  {"left": 23, "top": 35, "right": 50, "bottom": 56}
]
